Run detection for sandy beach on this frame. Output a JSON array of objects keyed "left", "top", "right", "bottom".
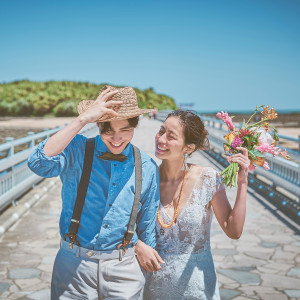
[
  {"left": 0, "top": 117, "right": 74, "bottom": 129},
  {"left": 0, "top": 117, "right": 74, "bottom": 145}
]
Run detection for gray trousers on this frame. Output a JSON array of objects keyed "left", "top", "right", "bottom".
[{"left": 51, "top": 241, "right": 145, "bottom": 300}]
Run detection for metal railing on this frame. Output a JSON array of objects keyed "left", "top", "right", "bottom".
[
  {"left": 156, "top": 110, "right": 300, "bottom": 201},
  {"left": 0, "top": 123, "right": 98, "bottom": 212}
]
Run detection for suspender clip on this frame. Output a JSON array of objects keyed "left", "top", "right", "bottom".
[
  {"left": 116, "top": 239, "right": 134, "bottom": 255},
  {"left": 63, "top": 233, "right": 81, "bottom": 249}
]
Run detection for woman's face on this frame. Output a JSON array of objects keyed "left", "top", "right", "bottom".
[{"left": 155, "top": 116, "right": 188, "bottom": 160}]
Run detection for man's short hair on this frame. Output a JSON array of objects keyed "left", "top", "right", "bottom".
[{"left": 98, "top": 116, "right": 140, "bottom": 134}]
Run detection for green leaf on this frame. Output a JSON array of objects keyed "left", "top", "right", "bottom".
[
  {"left": 248, "top": 150, "right": 257, "bottom": 160},
  {"left": 224, "top": 143, "right": 235, "bottom": 150},
  {"left": 274, "top": 131, "right": 279, "bottom": 142},
  {"left": 242, "top": 119, "right": 246, "bottom": 129},
  {"left": 243, "top": 136, "right": 252, "bottom": 148},
  {"left": 249, "top": 149, "right": 265, "bottom": 158}
]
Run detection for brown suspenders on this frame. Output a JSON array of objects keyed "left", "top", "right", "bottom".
[
  {"left": 63, "top": 138, "right": 142, "bottom": 254},
  {"left": 63, "top": 138, "right": 95, "bottom": 249},
  {"left": 116, "top": 145, "right": 142, "bottom": 254}
]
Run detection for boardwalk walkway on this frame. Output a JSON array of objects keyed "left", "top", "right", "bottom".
[{"left": 0, "top": 118, "right": 300, "bottom": 300}]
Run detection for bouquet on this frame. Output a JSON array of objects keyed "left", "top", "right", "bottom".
[{"left": 216, "top": 105, "right": 290, "bottom": 188}]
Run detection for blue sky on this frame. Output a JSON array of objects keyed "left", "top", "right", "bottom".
[{"left": 1, "top": 0, "right": 299, "bottom": 112}]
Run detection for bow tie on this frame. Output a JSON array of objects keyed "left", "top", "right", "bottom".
[{"left": 98, "top": 152, "right": 127, "bottom": 162}]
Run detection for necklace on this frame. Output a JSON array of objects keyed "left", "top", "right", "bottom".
[{"left": 157, "top": 169, "right": 187, "bottom": 233}]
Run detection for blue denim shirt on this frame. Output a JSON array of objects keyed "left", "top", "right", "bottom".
[{"left": 28, "top": 134, "right": 160, "bottom": 250}]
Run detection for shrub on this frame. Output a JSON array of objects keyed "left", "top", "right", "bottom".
[
  {"left": 54, "top": 101, "right": 77, "bottom": 117},
  {"left": 0, "top": 101, "right": 10, "bottom": 116}
]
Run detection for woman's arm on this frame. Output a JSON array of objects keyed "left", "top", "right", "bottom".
[{"left": 212, "top": 147, "right": 250, "bottom": 239}]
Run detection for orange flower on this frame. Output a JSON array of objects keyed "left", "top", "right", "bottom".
[
  {"left": 224, "top": 144, "right": 230, "bottom": 152},
  {"left": 224, "top": 132, "right": 236, "bottom": 144},
  {"left": 261, "top": 105, "right": 270, "bottom": 117},
  {"left": 263, "top": 122, "right": 269, "bottom": 131},
  {"left": 254, "top": 157, "right": 265, "bottom": 166},
  {"left": 269, "top": 108, "right": 278, "bottom": 120},
  {"left": 261, "top": 106, "right": 278, "bottom": 120}
]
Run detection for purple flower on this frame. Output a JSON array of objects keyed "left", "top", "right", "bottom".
[{"left": 231, "top": 137, "right": 243, "bottom": 149}]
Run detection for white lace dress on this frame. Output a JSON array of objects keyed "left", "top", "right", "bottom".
[{"left": 143, "top": 167, "right": 225, "bottom": 300}]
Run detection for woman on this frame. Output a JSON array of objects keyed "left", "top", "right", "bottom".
[{"left": 136, "top": 110, "right": 250, "bottom": 299}]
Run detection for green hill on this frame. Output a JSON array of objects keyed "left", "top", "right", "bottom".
[{"left": 0, "top": 80, "right": 177, "bottom": 117}]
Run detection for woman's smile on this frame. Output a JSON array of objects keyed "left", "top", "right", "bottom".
[{"left": 156, "top": 144, "right": 169, "bottom": 153}]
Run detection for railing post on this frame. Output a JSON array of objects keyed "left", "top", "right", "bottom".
[
  {"left": 298, "top": 159, "right": 300, "bottom": 189},
  {"left": 298, "top": 135, "right": 300, "bottom": 153},
  {"left": 5, "top": 137, "right": 14, "bottom": 157},
  {"left": 27, "top": 131, "right": 35, "bottom": 148},
  {"left": 43, "top": 128, "right": 49, "bottom": 138}
]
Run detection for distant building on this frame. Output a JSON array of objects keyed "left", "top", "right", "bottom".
[{"left": 179, "top": 103, "right": 195, "bottom": 110}]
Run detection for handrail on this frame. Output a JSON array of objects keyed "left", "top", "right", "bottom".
[
  {"left": 0, "top": 127, "right": 63, "bottom": 153},
  {"left": 0, "top": 123, "right": 98, "bottom": 212}
]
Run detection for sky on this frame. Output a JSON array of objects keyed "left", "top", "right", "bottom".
[{"left": 1, "top": 0, "right": 300, "bottom": 112}]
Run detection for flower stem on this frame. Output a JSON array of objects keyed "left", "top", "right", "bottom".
[
  {"left": 221, "top": 162, "right": 239, "bottom": 188},
  {"left": 246, "top": 105, "right": 264, "bottom": 125},
  {"left": 247, "top": 118, "right": 268, "bottom": 129}
]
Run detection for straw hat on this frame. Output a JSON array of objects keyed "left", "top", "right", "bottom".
[{"left": 77, "top": 85, "right": 157, "bottom": 122}]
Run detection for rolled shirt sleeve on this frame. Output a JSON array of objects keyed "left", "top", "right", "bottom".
[
  {"left": 136, "top": 159, "right": 160, "bottom": 248},
  {"left": 28, "top": 135, "right": 86, "bottom": 178}
]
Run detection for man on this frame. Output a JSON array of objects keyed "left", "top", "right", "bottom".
[{"left": 28, "top": 85, "right": 160, "bottom": 299}]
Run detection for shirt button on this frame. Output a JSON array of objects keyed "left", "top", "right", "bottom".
[
  {"left": 104, "top": 224, "right": 108, "bottom": 228},
  {"left": 109, "top": 204, "right": 112, "bottom": 207},
  {"left": 112, "top": 183, "right": 116, "bottom": 186},
  {"left": 98, "top": 244, "right": 101, "bottom": 247},
  {"left": 114, "top": 164, "right": 117, "bottom": 167}
]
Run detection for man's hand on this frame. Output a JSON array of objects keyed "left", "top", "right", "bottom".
[
  {"left": 79, "top": 87, "right": 122, "bottom": 124},
  {"left": 135, "top": 240, "right": 165, "bottom": 272}
]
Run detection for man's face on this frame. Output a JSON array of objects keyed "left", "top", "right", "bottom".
[{"left": 99, "top": 119, "right": 135, "bottom": 154}]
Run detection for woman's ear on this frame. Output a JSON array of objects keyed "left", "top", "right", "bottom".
[{"left": 185, "top": 144, "right": 196, "bottom": 155}]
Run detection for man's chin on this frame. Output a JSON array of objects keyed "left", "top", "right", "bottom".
[{"left": 107, "top": 142, "right": 129, "bottom": 154}]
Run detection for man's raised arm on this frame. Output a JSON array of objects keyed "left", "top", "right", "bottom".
[{"left": 44, "top": 88, "right": 120, "bottom": 157}]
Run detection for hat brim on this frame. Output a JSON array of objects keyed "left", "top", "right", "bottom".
[{"left": 77, "top": 100, "right": 156, "bottom": 123}]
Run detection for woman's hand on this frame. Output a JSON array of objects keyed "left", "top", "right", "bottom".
[
  {"left": 135, "top": 240, "right": 165, "bottom": 272},
  {"left": 78, "top": 87, "right": 122, "bottom": 124},
  {"left": 227, "top": 147, "right": 250, "bottom": 184}
]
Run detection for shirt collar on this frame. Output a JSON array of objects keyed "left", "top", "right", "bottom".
[{"left": 95, "top": 135, "right": 133, "bottom": 158}]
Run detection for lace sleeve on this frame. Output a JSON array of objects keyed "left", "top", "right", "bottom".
[
  {"left": 196, "top": 168, "right": 225, "bottom": 206},
  {"left": 214, "top": 172, "right": 225, "bottom": 195}
]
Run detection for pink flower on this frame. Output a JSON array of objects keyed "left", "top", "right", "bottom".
[
  {"left": 249, "top": 164, "right": 256, "bottom": 171},
  {"left": 255, "top": 128, "right": 273, "bottom": 146},
  {"left": 275, "top": 149, "right": 291, "bottom": 159},
  {"left": 263, "top": 161, "right": 270, "bottom": 170},
  {"left": 216, "top": 112, "right": 223, "bottom": 119},
  {"left": 216, "top": 111, "right": 235, "bottom": 131},
  {"left": 231, "top": 137, "right": 243, "bottom": 149},
  {"left": 256, "top": 144, "right": 277, "bottom": 156}
]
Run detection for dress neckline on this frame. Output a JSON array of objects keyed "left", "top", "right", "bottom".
[{"left": 159, "top": 167, "right": 207, "bottom": 223}]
